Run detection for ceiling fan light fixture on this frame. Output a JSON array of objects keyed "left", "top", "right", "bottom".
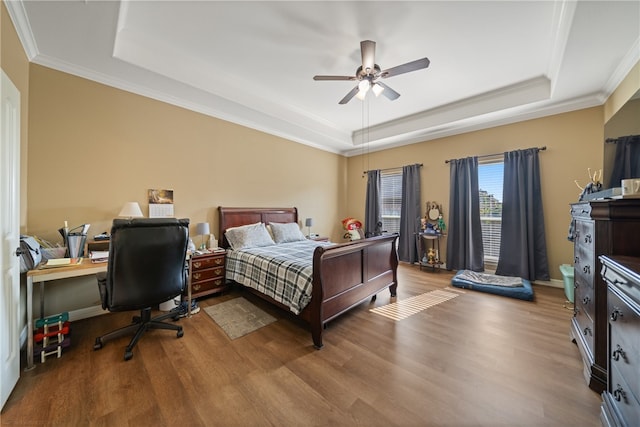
[
  {"left": 355, "top": 89, "right": 368, "bottom": 101},
  {"left": 372, "top": 83, "right": 384, "bottom": 97},
  {"left": 358, "top": 79, "right": 371, "bottom": 93}
]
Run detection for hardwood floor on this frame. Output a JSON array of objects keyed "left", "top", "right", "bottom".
[{"left": 1, "top": 264, "right": 602, "bottom": 426}]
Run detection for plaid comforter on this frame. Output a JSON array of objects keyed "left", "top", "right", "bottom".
[{"left": 225, "top": 240, "right": 334, "bottom": 314}]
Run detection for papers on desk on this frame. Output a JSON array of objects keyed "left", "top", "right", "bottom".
[
  {"left": 89, "top": 251, "right": 109, "bottom": 263},
  {"left": 42, "top": 258, "right": 83, "bottom": 268}
]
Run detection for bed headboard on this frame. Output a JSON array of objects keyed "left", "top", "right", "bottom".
[{"left": 218, "top": 207, "right": 298, "bottom": 248}]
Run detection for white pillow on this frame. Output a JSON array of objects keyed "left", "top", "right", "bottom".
[
  {"left": 270, "top": 222, "right": 307, "bottom": 244},
  {"left": 225, "top": 222, "right": 275, "bottom": 250}
]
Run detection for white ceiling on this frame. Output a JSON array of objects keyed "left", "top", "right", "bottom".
[{"left": 6, "top": 1, "right": 640, "bottom": 156}]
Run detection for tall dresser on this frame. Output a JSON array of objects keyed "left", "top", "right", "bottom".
[
  {"left": 570, "top": 199, "right": 640, "bottom": 393},
  {"left": 599, "top": 255, "right": 640, "bottom": 427}
]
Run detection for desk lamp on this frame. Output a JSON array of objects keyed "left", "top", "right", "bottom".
[
  {"left": 118, "top": 202, "right": 144, "bottom": 219},
  {"left": 195, "top": 222, "right": 210, "bottom": 250},
  {"left": 305, "top": 218, "right": 313, "bottom": 237}
]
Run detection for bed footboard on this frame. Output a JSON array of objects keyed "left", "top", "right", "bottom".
[{"left": 304, "top": 233, "right": 399, "bottom": 349}]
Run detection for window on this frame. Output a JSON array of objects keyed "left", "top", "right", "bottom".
[
  {"left": 380, "top": 169, "right": 403, "bottom": 234},
  {"left": 478, "top": 161, "right": 504, "bottom": 265}
]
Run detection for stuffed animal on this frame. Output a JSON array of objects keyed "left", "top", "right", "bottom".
[{"left": 342, "top": 217, "right": 364, "bottom": 241}]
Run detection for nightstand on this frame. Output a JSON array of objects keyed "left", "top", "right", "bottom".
[{"left": 186, "top": 251, "right": 228, "bottom": 301}]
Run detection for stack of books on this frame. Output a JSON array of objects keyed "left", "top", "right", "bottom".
[{"left": 89, "top": 251, "right": 109, "bottom": 263}]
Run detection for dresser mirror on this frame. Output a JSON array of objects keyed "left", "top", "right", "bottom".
[{"left": 603, "top": 89, "right": 640, "bottom": 189}]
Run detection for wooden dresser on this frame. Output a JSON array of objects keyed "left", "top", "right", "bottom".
[
  {"left": 599, "top": 255, "right": 640, "bottom": 427},
  {"left": 570, "top": 199, "right": 640, "bottom": 393},
  {"left": 187, "top": 251, "right": 228, "bottom": 299}
]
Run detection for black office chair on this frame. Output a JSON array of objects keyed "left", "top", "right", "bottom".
[{"left": 94, "top": 218, "right": 190, "bottom": 361}]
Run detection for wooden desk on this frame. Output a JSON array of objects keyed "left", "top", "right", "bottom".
[{"left": 25, "top": 260, "right": 107, "bottom": 370}]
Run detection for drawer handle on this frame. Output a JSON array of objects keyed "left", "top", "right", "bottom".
[
  {"left": 193, "top": 261, "right": 202, "bottom": 269},
  {"left": 582, "top": 296, "right": 590, "bottom": 305},
  {"left": 214, "top": 258, "right": 223, "bottom": 265},
  {"left": 613, "top": 385, "right": 626, "bottom": 402},
  {"left": 612, "top": 345, "right": 626, "bottom": 362},
  {"left": 581, "top": 209, "right": 589, "bottom": 214},
  {"left": 582, "top": 265, "right": 591, "bottom": 275},
  {"left": 193, "top": 273, "right": 201, "bottom": 280},
  {"left": 583, "top": 327, "right": 592, "bottom": 337},
  {"left": 612, "top": 278, "right": 628, "bottom": 287},
  {"left": 214, "top": 279, "right": 222, "bottom": 286},
  {"left": 610, "top": 308, "right": 623, "bottom": 322},
  {"left": 583, "top": 234, "right": 592, "bottom": 244},
  {"left": 573, "top": 307, "right": 579, "bottom": 317},
  {"left": 193, "top": 284, "right": 201, "bottom": 291},
  {"left": 574, "top": 256, "right": 579, "bottom": 264}
]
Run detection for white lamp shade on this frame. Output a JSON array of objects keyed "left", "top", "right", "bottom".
[
  {"left": 118, "top": 202, "right": 144, "bottom": 218},
  {"left": 195, "top": 222, "right": 210, "bottom": 236},
  {"left": 305, "top": 218, "right": 313, "bottom": 227}
]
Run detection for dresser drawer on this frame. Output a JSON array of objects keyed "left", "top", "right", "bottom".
[
  {"left": 609, "top": 364, "right": 640, "bottom": 427},
  {"left": 575, "top": 280, "right": 595, "bottom": 322},
  {"left": 571, "top": 203, "right": 592, "bottom": 219},
  {"left": 573, "top": 302, "right": 594, "bottom": 353},
  {"left": 192, "top": 255, "right": 225, "bottom": 270},
  {"left": 191, "top": 277, "right": 225, "bottom": 294},
  {"left": 191, "top": 266, "right": 224, "bottom": 282},
  {"left": 608, "top": 289, "right": 640, "bottom": 401}
]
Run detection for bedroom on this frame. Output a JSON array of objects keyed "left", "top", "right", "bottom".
[{"left": 1, "top": 1, "right": 639, "bottom": 424}]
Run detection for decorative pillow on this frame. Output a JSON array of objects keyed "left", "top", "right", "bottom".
[
  {"left": 270, "top": 222, "right": 307, "bottom": 243},
  {"left": 225, "top": 222, "right": 275, "bottom": 250}
]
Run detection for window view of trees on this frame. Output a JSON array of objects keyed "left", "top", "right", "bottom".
[{"left": 478, "top": 163, "right": 504, "bottom": 263}]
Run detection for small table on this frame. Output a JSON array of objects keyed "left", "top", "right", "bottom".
[
  {"left": 25, "top": 260, "right": 108, "bottom": 370},
  {"left": 416, "top": 232, "right": 444, "bottom": 272}
]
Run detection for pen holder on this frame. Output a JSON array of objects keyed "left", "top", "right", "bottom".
[{"left": 67, "top": 234, "right": 86, "bottom": 259}]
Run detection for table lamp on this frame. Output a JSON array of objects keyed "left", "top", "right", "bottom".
[
  {"left": 195, "top": 222, "right": 210, "bottom": 250},
  {"left": 305, "top": 218, "right": 313, "bottom": 237},
  {"left": 118, "top": 202, "right": 144, "bottom": 219}
]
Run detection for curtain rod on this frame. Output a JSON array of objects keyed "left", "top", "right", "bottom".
[
  {"left": 606, "top": 135, "right": 639, "bottom": 143},
  {"left": 363, "top": 163, "right": 422, "bottom": 175},
  {"left": 444, "top": 146, "right": 546, "bottom": 164}
]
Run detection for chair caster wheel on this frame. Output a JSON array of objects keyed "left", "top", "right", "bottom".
[
  {"left": 124, "top": 349, "right": 133, "bottom": 361},
  {"left": 94, "top": 339, "right": 103, "bottom": 351},
  {"left": 177, "top": 329, "right": 184, "bottom": 338}
]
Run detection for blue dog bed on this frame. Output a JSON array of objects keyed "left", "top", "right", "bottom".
[{"left": 451, "top": 270, "right": 534, "bottom": 301}]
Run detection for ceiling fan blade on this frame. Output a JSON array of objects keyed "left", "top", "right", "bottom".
[
  {"left": 380, "top": 57, "right": 430, "bottom": 78},
  {"left": 313, "top": 75, "right": 356, "bottom": 81},
  {"left": 360, "top": 40, "right": 376, "bottom": 73},
  {"left": 339, "top": 86, "right": 360, "bottom": 104},
  {"left": 376, "top": 81, "right": 400, "bottom": 101}
]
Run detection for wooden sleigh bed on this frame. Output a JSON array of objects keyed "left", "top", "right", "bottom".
[{"left": 218, "top": 207, "right": 399, "bottom": 349}]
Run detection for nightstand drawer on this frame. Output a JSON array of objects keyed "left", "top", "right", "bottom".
[
  {"left": 192, "top": 255, "right": 224, "bottom": 270},
  {"left": 191, "top": 266, "right": 224, "bottom": 282},
  {"left": 192, "top": 278, "right": 225, "bottom": 294}
]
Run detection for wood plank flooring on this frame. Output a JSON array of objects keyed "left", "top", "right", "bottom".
[{"left": 1, "top": 264, "right": 602, "bottom": 426}]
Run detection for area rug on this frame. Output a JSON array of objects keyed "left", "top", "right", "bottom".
[
  {"left": 369, "top": 288, "right": 462, "bottom": 321},
  {"left": 203, "top": 297, "right": 277, "bottom": 339}
]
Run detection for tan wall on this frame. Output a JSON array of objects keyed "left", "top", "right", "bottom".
[
  {"left": 1, "top": 1, "right": 29, "bottom": 228},
  {"left": 347, "top": 107, "right": 605, "bottom": 281},
  {"left": 604, "top": 61, "right": 640, "bottom": 123},
  {"left": 27, "top": 64, "right": 347, "bottom": 315}
]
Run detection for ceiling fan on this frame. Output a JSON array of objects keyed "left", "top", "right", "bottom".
[{"left": 313, "top": 40, "right": 430, "bottom": 104}]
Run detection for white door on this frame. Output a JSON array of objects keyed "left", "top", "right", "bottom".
[{"left": 1, "top": 69, "right": 21, "bottom": 410}]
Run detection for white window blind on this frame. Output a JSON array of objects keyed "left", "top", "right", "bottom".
[
  {"left": 478, "top": 161, "right": 504, "bottom": 263},
  {"left": 380, "top": 170, "right": 403, "bottom": 234}
]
